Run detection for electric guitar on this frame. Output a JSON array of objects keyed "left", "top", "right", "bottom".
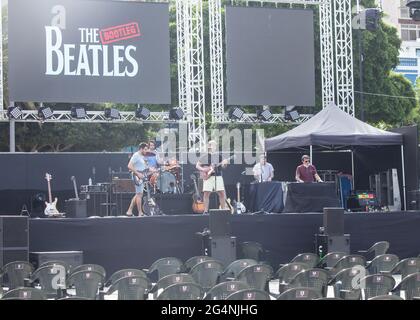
[
  {"left": 200, "top": 155, "right": 235, "bottom": 181},
  {"left": 44, "top": 173, "right": 60, "bottom": 217},
  {"left": 142, "top": 177, "right": 161, "bottom": 216},
  {"left": 232, "top": 182, "right": 246, "bottom": 214},
  {"left": 70, "top": 176, "right": 79, "bottom": 200},
  {"left": 191, "top": 174, "right": 205, "bottom": 214},
  {"left": 131, "top": 169, "right": 150, "bottom": 186}
]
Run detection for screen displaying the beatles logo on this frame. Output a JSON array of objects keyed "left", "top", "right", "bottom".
[{"left": 9, "top": 0, "right": 171, "bottom": 104}]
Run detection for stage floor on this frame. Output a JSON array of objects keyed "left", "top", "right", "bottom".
[{"left": 29, "top": 211, "right": 420, "bottom": 274}]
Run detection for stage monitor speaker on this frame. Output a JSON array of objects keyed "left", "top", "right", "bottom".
[
  {"left": 209, "top": 210, "right": 231, "bottom": 237},
  {"left": 30, "top": 251, "right": 83, "bottom": 271},
  {"left": 0, "top": 216, "right": 29, "bottom": 268},
  {"left": 65, "top": 199, "right": 87, "bottom": 218},
  {"left": 155, "top": 194, "right": 194, "bottom": 215},
  {"left": 323, "top": 207, "right": 344, "bottom": 236}
]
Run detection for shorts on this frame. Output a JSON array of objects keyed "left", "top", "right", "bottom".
[
  {"left": 203, "top": 176, "right": 225, "bottom": 192},
  {"left": 135, "top": 183, "right": 144, "bottom": 194}
]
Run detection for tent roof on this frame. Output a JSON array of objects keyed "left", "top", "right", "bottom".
[{"left": 265, "top": 104, "right": 403, "bottom": 151}]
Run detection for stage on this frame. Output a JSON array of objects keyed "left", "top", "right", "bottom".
[{"left": 29, "top": 211, "right": 420, "bottom": 274}]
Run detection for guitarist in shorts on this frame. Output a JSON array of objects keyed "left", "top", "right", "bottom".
[
  {"left": 127, "top": 142, "right": 149, "bottom": 216},
  {"left": 196, "top": 140, "right": 229, "bottom": 214}
]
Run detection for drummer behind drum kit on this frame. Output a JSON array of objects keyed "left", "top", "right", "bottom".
[{"left": 148, "top": 158, "right": 181, "bottom": 194}]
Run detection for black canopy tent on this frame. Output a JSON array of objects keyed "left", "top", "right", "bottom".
[{"left": 265, "top": 104, "right": 406, "bottom": 209}]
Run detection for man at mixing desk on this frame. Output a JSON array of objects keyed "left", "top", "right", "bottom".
[{"left": 295, "top": 155, "right": 323, "bottom": 183}]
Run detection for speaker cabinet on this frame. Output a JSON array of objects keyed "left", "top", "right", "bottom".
[
  {"left": 323, "top": 207, "right": 344, "bottom": 236},
  {"left": 82, "top": 192, "right": 108, "bottom": 217},
  {"left": 209, "top": 210, "right": 231, "bottom": 237},
  {"left": 154, "top": 194, "right": 194, "bottom": 215},
  {"left": 65, "top": 199, "right": 87, "bottom": 218},
  {"left": 206, "top": 236, "right": 237, "bottom": 267},
  {"left": 0, "top": 216, "right": 29, "bottom": 267},
  {"left": 315, "top": 234, "right": 350, "bottom": 255},
  {"left": 30, "top": 251, "right": 83, "bottom": 271}
]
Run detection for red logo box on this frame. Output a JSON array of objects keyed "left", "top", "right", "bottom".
[{"left": 100, "top": 22, "right": 141, "bottom": 45}]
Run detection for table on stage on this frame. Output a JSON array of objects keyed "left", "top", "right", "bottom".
[
  {"left": 245, "top": 181, "right": 284, "bottom": 213},
  {"left": 283, "top": 182, "right": 340, "bottom": 213}
]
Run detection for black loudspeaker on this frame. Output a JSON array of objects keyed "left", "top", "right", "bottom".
[
  {"left": 323, "top": 207, "right": 344, "bottom": 236},
  {"left": 0, "top": 216, "right": 29, "bottom": 267},
  {"left": 82, "top": 192, "right": 108, "bottom": 217},
  {"left": 154, "top": 194, "right": 194, "bottom": 215},
  {"left": 30, "top": 251, "right": 83, "bottom": 270},
  {"left": 65, "top": 199, "right": 87, "bottom": 218},
  {"left": 208, "top": 236, "right": 237, "bottom": 267},
  {"left": 408, "top": 190, "right": 420, "bottom": 210},
  {"left": 315, "top": 234, "right": 350, "bottom": 255},
  {"left": 209, "top": 210, "right": 231, "bottom": 237}
]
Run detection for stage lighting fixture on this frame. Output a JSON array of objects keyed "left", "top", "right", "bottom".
[
  {"left": 104, "top": 107, "right": 121, "bottom": 119},
  {"left": 407, "top": 1, "right": 420, "bottom": 21},
  {"left": 257, "top": 108, "right": 273, "bottom": 122},
  {"left": 71, "top": 106, "right": 87, "bottom": 119},
  {"left": 135, "top": 106, "right": 150, "bottom": 120},
  {"left": 285, "top": 110, "right": 300, "bottom": 121},
  {"left": 7, "top": 105, "right": 23, "bottom": 119},
  {"left": 228, "top": 106, "right": 244, "bottom": 121},
  {"left": 169, "top": 108, "right": 184, "bottom": 120},
  {"left": 38, "top": 106, "right": 54, "bottom": 120}
]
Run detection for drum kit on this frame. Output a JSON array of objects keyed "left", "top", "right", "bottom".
[{"left": 147, "top": 158, "right": 182, "bottom": 194}]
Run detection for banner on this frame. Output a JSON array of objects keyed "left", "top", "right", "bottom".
[{"left": 9, "top": 0, "right": 171, "bottom": 104}]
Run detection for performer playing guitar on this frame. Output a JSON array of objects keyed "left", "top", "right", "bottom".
[
  {"left": 196, "top": 140, "right": 229, "bottom": 214},
  {"left": 127, "top": 142, "right": 150, "bottom": 216}
]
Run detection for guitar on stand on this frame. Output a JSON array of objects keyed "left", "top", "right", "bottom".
[
  {"left": 191, "top": 174, "right": 204, "bottom": 214},
  {"left": 44, "top": 173, "right": 63, "bottom": 217},
  {"left": 232, "top": 182, "right": 246, "bottom": 214},
  {"left": 70, "top": 176, "right": 79, "bottom": 200}
]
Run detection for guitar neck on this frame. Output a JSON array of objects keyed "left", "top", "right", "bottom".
[
  {"left": 72, "top": 180, "right": 79, "bottom": 199},
  {"left": 47, "top": 180, "right": 52, "bottom": 203}
]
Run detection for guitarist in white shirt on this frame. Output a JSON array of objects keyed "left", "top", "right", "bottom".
[
  {"left": 196, "top": 140, "right": 229, "bottom": 214},
  {"left": 127, "top": 142, "right": 150, "bottom": 216}
]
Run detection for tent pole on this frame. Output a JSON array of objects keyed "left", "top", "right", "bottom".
[
  {"left": 310, "top": 145, "right": 313, "bottom": 163},
  {"left": 401, "top": 145, "right": 407, "bottom": 211},
  {"left": 351, "top": 149, "right": 355, "bottom": 190}
]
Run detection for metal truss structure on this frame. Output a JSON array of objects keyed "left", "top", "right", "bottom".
[
  {"left": 209, "top": 0, "right": 354, "bottom": 121},
  {"left": 0, "top": 0, "right": 355, "bottom": 150}
]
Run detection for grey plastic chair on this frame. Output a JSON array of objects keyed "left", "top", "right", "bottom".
[
  {"left": 368, "top": 294, "right": 404, "bottom": 300},
  {"left": 105, "top": 268, "right": 148, "bottom": 287},
  {"left": 184, "top": 256, "right": 215, "bottom": 272},
  {"left": 30, "top": 265, "right": 66, "bottom": 298},
  {"left": 277, "top": 287, "right": 322, "bottom": 300},
  {"left": 392, "top": 272, "right": 420, "bottom": 300},
  {"left": 235, "top": 264, "right": 273, "bottom": 291},
  {"left": 157, "top": 282, "right": 204, "bottom": 300},
  {"left": 226, "top": 288, "right": 271, "bottom": 300},
  {"left": 291, "top": 253, "right": 319, "bottom": 269},
  {"left": 362, "top": 274, "right": 395, "bottom": 300},
  {"left": 145, "top": 257, "right": 184, "bottom": 282},
  {"left": 391, "top": 257, "right": 420, "bottom": 280},
  {"left": 190, "top": 260, "right": 224, "bottom": 291},
  {"left": 219, "top": 259, "right": 258, "bottom": 282},
  {"left": 318, "top": 252, "right": 346, "bottom": 269},
  {"left": 106, "top": 275, "right": 149, "bottom": 300},
  {"left": 70, "top": 264, "right": 106, "bottom": 280},
  {"left": 2, "top": 261, "right": 34, "bottom": 289},
  {"left": 329, "top": 255, "right": 366, "bottom": 277},
  {"left": 204, "top": 281, "right": 250, "bottom": 300},
  {"left": 58, "top": 296, "right": 91, "bottom": 300},
  {"left": 150, "top": 273, "right": 196, "bottom": 299},
  {"left": 276, "top": 262, "right": 308, "bottom": 294},
  {"left": 2, "top": 287, "right": 46, "bottom": 300},
  {"left": 358, "top": 241, "right": 389, "bottom": 259},
  {"left": 66, "top": 270, "right": 104, "bottom": 300},
  {"left": 330, "top": 267, "right": 366, "bottom": 300},
  {"left": 286, "top": 268, "right": 329, "bottom": 297},
  {"left": 367, "top": 254, "right": 399, "bottom": 274}
]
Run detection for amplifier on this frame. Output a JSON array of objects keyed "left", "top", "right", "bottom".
[
  {"left": 30, "top": 251, "right": 83, "bottom": 271},
  {"left": 65, "top": 199, "right": 88, "bottom": 218},
  {"left": 154, "top": 193, "right": 194, "bottom": 215},
  {"left": 323, "top": 207, "right": 344, "bottom": 236},
  {"left": 112, "top": 178, "right": 135, "bottom": 193},
  {"left": 81, "top": 184, "right": 109, "bottom": 193},
  {"left": 209, "top": 210, "right": 231, "bottom": 237},
  {"left": 0, "top": 216, "right": 29, "bottom": 268}
]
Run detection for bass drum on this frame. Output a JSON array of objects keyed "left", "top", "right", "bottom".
[{"left": 155, "top": 171, "right": 178, "bottom": 194}]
